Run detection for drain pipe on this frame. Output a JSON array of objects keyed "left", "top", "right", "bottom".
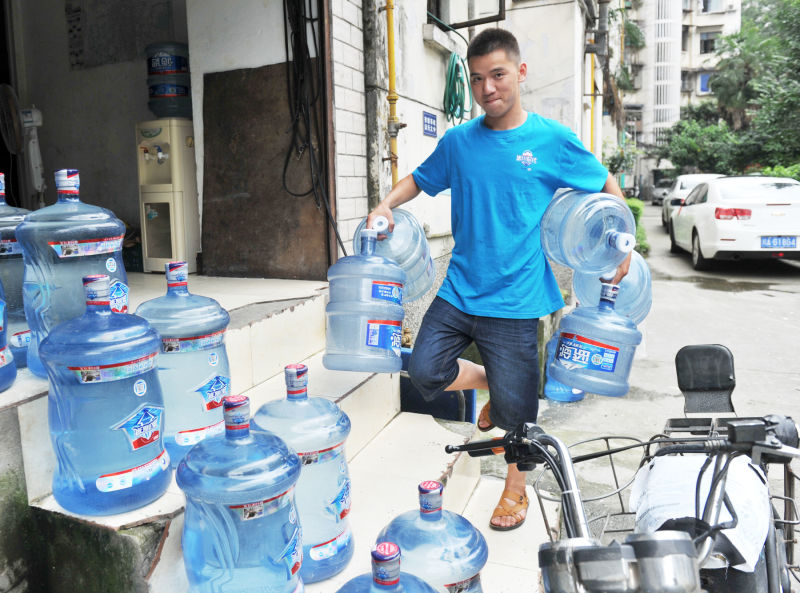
[{"left": 384, "top": 0, "right": 406, "bottom": 187}]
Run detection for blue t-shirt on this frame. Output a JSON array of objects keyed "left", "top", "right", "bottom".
[{"left": 412, "top": 112, "right": 608, "bottom": 319}]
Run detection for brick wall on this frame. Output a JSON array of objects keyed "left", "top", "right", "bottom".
[{"left": 331, "top": 0, "right": 369, "bottom": 256}]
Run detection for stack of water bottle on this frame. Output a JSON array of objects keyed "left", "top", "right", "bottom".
[
  {"left": 5, "top": 168, "right": 490, "bottom": 591},
  {"left": 541, "top": 188, "right": 652, "bottom": 399}
]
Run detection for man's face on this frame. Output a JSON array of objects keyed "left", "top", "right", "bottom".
[{"left": 468, "top": 49, "right": 527, "bottom": 121}]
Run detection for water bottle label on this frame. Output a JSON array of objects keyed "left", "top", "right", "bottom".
[
  {"left": 48, "top": 235, "right": 124, "bottom": 258},
  {"left": 0, "top": 301, "right": 3, "bottom": 330},
  {"left": 10, "top": 330, "right": 31, "bottom": 349},
  {"left": 162, "top": 329, "right": 226, "bottom": 353},
  {"left": 0, "top": 346, "right": 12, "bottom": 368},
  {"left": 445, "top": 573, "right": 482, "bottom": 593},
  {"left": 194, "top": 375, "right": 231, "bottom": 410},
  {"left": 229, "top": 487, "right": 295, "bottom": 521},
  {"left": 280, "top": 527, "right": 303, "bottom": 577},
  {"left": 174, "top": 419, "right": 224, "bottom": 447},
  {"left": 298, "top": 440, "right": 345, "bottom": 466},
  {"left": 309, "top": 525, "right": 352, "bottom": 562},
  {"left": 328, "top": 478, "right": 352, "bottom": 520},
  {"left": 69, "top": 352, "right": 156, "bottom": 383},
  {"left": 365, "top": 319, "right": 402, "bottom": 355},
  {"left": 557, "top": 333, "right": 619, "bottom": 373},
  {"left": 106, "top": 257, "right": 117, "bottom": 272},
  {"left": 149, "top": 82, "right": 190, "bottom": 98},
  {"left": 109, "top": 280, "right": 129, "bottom": 313},
  {"left": 0, "top": 239, "right": 22, "bottom": 256},
  {"left": 114, "top": 405, "right": 164, "bottom": 450},
  {"left": 95, "top": 449, "right": 169, "bottom": 493},
  {"left": 149, "top": 53, "right": 189, "bottom": 74},
  {"left": 371, "top": 280, "right": 403, "bottom": 305}
]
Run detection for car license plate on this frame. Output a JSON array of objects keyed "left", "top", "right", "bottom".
[{"left": 761, "top": 236, "right": 797, "bottom": 249}]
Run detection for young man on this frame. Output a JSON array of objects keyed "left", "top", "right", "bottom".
[{"left": 366, "top": 28, "right": 630, "bottom": 530}]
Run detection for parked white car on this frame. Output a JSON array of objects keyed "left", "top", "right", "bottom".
[
  {"left": 661, "top": 173, "right": 723, "bottom": 229},
  {"left": 651, "top": 179, "right": 673, "bottom": 205},
  {"left": 669, "top": 176, "right": 800, "bottom": 270}
]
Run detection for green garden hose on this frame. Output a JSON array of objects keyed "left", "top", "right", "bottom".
[{"left": 443, "top": 52, "right": 473, "bottom": 123}]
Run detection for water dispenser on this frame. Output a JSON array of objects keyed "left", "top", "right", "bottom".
[{"left": 136, "top": 118, "right": 200, "bottom": 272}]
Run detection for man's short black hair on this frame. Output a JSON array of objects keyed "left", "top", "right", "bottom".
[{"left": 467, "top": 28, "right": 520, "bottom": 64}]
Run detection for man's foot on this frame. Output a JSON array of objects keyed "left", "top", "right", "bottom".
[
  {"left": 477, "top": 401, "right": 494, "bottom": 432},
  {"left": 489, "top": 487, "right": 528, "bottom": 531}
]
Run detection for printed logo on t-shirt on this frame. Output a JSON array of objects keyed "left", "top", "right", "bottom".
[{"left": 516, "top": 149, "right": 537, "bottom": 170}]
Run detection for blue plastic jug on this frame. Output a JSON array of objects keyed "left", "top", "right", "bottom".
[
  {"left": 16, "top": 169, "right": 128, "bottom": 378},
  {"left": 135, "top": 261, "right": 230, "bottom": 467},
  {"left": 253, "top": 363, "right": 354, "bottom": 582},
  {"left": 39, "top": 275, "right": 171, "bottom": 515},
  {"left": 543, "top": 335, "right": 584, "bottom": 403},
  {"left": 376, "top": 481, "right": 488, "bottom": 593},
  {"left": 0, "top": 294, "right": 17, "bottom": 392},
  {"left": 549, "top": 283, "right": 642, "bottom": 397},
  {"left": 0, "top": 172, "right": 31, "bottom": 367},
  {"left": 324, "top": 228, "right": 405, "bottom": 373},
  {"left": 573, "top": 250, "right": 652, "bottom": 325},
  {"left": 540, "top": 189, "right": 636, "bottom": 274},
  {"left": 177, "top": 395, "right": 303, "bottom": 593},
  {"left": 334, "top": 542, "right": 438, "bottom": 593},
  {"left": 352, "top": 209, "right": 434, "bottom": 302}
]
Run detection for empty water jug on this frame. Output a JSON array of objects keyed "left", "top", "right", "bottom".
[
  {"left": 324, "top": 228, "right": 405, "bottom": 373},
  {"left": 0, "top": 295, "right": 17, "bottom": 392},
  {"left": 253, "top": 364, "right": 354, "bottom": 582},
  {"left": 540, "top": 188, "right": 636, "bottom": 274},
  {"left": 543, "top": 335, "right": 584, "bottom": 403},
  {"left": 0, "top": 172, "right": 31, "bottom": 367},
  {"left": 549, "top": 283, "right": 642, "bottom": 397},
  {"left": 352, "top": 209, "right": 434, "bottom": 302},
  {"left": 39, "top": 275, "right": 171, "bottom": 515},
  {"left": 376, "top": 481, "right": 488, "bottom": 593},
  {"left": 573, "top": 250, "right": 652, "bottom": 325},
  {"left": 135, "top": 261, "right": 230, "bottom": 467},
  {"left": 16, "top": 169, "right": 128, "bottom": 377},
  {"left": 335, "top": 542, "right": 438, "bottom": 593},
  {"left": 177, "top": 395, "right": 303, "bottom": 593}
]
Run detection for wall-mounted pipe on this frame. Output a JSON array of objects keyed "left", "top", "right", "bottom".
[{"left": 384, "top": 0, "right": 405, "bottom": 187}]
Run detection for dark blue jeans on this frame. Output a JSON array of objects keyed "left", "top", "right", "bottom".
[{"left": 408, "top": 297, "right": 540, "bottom": 430}]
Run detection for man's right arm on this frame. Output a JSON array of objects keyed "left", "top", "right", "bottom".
[{"left": 367, "top": 174, "right": 422, "bottom": 232}]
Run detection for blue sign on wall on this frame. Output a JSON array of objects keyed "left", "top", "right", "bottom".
[{"left": 422, "top": 111, "right": 437, "bottom": 138}]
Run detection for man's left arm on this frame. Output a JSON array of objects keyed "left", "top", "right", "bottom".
[{"left": 602, "top": 173, "right": 632, "bottom": 284}]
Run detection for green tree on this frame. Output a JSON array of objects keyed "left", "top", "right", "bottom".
[{"left": 658, "top": 119, "right": 739, "bottom": 175}]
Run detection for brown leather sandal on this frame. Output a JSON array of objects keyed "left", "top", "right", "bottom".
[
  {"left": 489, "top": 488, "right": 529, "bottom": 531},
  {"left": 477, "top": 401, "right": 494, "bottom": 432}
]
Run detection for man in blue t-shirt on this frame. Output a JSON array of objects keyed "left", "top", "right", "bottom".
[{"left": 367, "top": 28, "right": 630, "bottom": 531}]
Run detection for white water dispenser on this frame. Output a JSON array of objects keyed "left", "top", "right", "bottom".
[{"left": 136, "top": 118, "right": 200, "bottom": 272}]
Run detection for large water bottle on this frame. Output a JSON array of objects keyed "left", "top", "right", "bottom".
[
  {"left": 540, "top": 189, "right": 636, "bottom": 274},
  {"left": 0, "top": 172, "right": 31, "bottom": 367},
  {"left": 543, "top": 335, "right": 584, "bottom": 403},
  {"left": 335, "top": 542, "right": 438, "bottom": 593},
  {"left": 38, "top": 275, "right": 171, "bottom": 515},
  {"left": 352, "top": 209, "right": 434, "bottom": 302},
  {"left": 135, "top": 261, "right": 230, "bottom": 467},
  {"left": 0, "top": 295, "right": 17, "bottom": 392},
  {"left": 324, "top": 228, "right": 405, "bottom": 373},
  {"left": 253, "top": 363, "right": 354, "bottom": 583},
  {"left": 376, "top": 481, "right": 488, "bottom": 593},
  {"left": 573, "top": 250, "right": 652, "bottom": 325},
  {"left": 549, "top": 283, "right": 642, "bottom": 397},
  {"left": 177, "top": 395, "right": 303, "bottom": 593},
  {"left": 16, "top": 169, "right": 129, "bottom": 377}
]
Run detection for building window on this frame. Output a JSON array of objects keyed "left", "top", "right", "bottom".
[
  {"left": 700, "top": 31, "right": 720, "bottom": 54},
  {"left": 702, "top": 0, "right": 723, "bottom": 12},
  {"left": 683, "top": 0, "right": 693, "bottom": 10},
  {"left": 427, "top": 0, "right": 504, "bottom": 30},
  {"left": 682, "top": 26, "right": 690, "bottom": 51},
  {"left": 699, "top": 73, "right": 712, "bottom": 93},
  {"left": 681, "top": 71, "right": 692, "bottom": 92}
]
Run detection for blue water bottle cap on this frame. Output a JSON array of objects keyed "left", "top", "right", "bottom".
[
  {"left": 418, "top": 480, "right": 444, "bottom": 513},
  {"left": 165, "top": 261, "right": 188, "bottom": 287},
  {"left": 54, "top": 169, "right": 80, "bottom": 193},
  {"left": 83, "top": 274, "right": 110, "bottom": 305},
  {"left": 371, "top": 541, "right": 401, "bottom": 585},
  {"left": 223, "top": 395, "right": 250, "bottom": 432},
  {"left": 284, "top": 364, "right": 308, "bottom": 399}
]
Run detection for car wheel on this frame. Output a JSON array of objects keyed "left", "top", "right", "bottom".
[
  {"left": 692, "top": 232, "right": 710, "bottom": 271},
  {"left": 669, "top": 223, "right": 681, "bottom": 254}
]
